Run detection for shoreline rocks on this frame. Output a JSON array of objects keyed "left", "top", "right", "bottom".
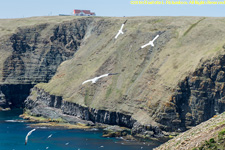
[{"left": 24, "top": 87, "right": 164, "bottom": 139}]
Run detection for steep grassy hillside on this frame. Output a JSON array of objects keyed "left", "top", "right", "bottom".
[
  {"left": 1, "top": 16, "right": 225, "bottom": 138},
  {"left": 154, "top": 112, "right": 225, "bottom": 150},
  {"left": 35, "top": 16, "right": 225, "bottom": 130},
  {"left": 0, "top": 16, "right": 97, "bottom": 84},
  {"left": 0, "top": 16, "right": 97, "bottom": 108}
]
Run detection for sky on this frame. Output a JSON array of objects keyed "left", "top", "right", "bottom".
[{"left": 0, "top": 0, "right": 225, "bottom": 18}]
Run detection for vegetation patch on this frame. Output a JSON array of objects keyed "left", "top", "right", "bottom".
[
  {"left": 183, "top": 18, "right": 205, "bottom": 36},
  {"left": 193, "top": 129, "right": 225, "bottom": 150},
  {"left": 105, "top": 86, "right": 113, "bottom": 99}
]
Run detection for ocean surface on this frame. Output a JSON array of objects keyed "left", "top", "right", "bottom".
[{"left": 0, "top": 109, "right": 165, "bottom": 150}]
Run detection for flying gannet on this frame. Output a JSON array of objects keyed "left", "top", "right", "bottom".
[
  {"left": 115, "top": 20, "right": 127, "bottom": 39},
  {"left": 82, "top": 73, "right": 118, "bottom": 85},
  {"left": 47, "top": 134, "right": 52, "bottom": 139},
  {"left": 141, "top": 35, "right": 159, "bottom": 48},
  {"left": 25, "top": 129, "right": 36, "bottom": 145}
]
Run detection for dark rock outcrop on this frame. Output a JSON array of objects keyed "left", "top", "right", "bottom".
[
  {"left": 24, "top": 87, "right": 164, "bottom": 137},
  {"left": 103, "top": 125, "right": 131, "bottom": 137},
  {"left": 156, "top": 55, "right": 225, "bottom": 131},
  {"left": 62, "top": 102, "right": 137, "bottom": 128},
  {"left": 0, "top": 90, "right": 7, "bottom": 109},
  {"left": 2, "top": 19, "right": 91, "bottom": 84},
  {"left": 0, "top": 18, "right": 92, "bottom": 108},
  {"left": 132, "top": 122, "right": 163, "bottom": 138},
  {"left": 0, "top": 84, "right": 34, "bottom": 108}
]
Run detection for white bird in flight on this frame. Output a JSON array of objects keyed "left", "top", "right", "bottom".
[
  {"left": 141, "top": 35, "right": 159, "bottom": 48},
  {"left": 25, "top": 128, "right": 36, "bottom": 145},
  {"left": 47, "top": 134, "right": 52, "bottom": 139},
  {"left": 115, "top": 20, "right": 127, "bottom": 39},
  {"left": 82, "top": 73, "right": 118, "bottom": 85}
]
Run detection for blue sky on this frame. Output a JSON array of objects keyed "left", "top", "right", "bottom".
[{"left": 0, "top": 0, "right": 225, "bottom": 18}]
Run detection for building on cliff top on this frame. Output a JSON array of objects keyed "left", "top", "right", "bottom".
[
  {"left": 59, "top": 9, "right": 96, "bottom": 16},
  {"left": 73, "top": 9, "right": 96, "bottom": 16}
]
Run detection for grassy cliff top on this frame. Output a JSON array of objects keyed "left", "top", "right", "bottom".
[
  {"left": 32, "top": 16, "right": 225, "bottom": 121},
  {"left": 1, "top": 16, "right": 225, "bottom": 125},
  {"left": 0, "top": 16, "right": 88, "bottom": 37}
]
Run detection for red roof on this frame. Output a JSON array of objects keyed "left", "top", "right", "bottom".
[
  {"left": 83, "top": 10, "right": 91, "bottom": 14},
  {"left": 74, "top": 9, "right": 93, "bottom": 15}
]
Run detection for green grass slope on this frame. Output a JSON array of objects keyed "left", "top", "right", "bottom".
[
  {"left": 34, "top": 16, "right": 225, "bottom": 125},
  {"left": 154, "top": 113, "right": 225, "bottom": 150}
]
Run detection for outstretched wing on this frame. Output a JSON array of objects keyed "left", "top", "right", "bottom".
[
  {"left": 27, "top": 129, "right": 35, "bottom": 137},
  {"left": 25, "top": 136, "right": 28, "bottom": 145},
  {"left": 48, "top": 134, "right": 52, "bottom": 138},
  {"left": 115, "top": 31, "right": 121, "bottom": 39},
  {"left": 120, "top": 24, "right": 125, "bottom": 30},
  {"left": 141, "top": 42, "right": 150, "bottom": 49},
  {"left": 82, "top": 79, "right": 93, "bottom": 85},
  {"left": 108, "top": 73, "right": 119, "bottom": 76},
  {"left": 97, "top": 74, "right": 109, "bottom": 79},
  {"left": 25, "top": 129, "right": 36, "bottom": 145},
  {"left": 152, "top": 34, "right": 159, "bottom": 42}
]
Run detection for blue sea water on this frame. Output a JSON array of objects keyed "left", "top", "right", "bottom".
[{"left": 0, "top": 109, "right": 165, "bottom": 150}]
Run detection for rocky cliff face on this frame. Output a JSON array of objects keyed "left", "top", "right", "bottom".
[
  {"left": 1, "top": 16, "right": 225, "bottom": 138},
  {"left": 0, "top": 18, "right": 92, "bottom": 108},
  {"left": 1, "top": 84, "right": 34, "bottom": 108},
  {"left": 154, "top": 111, "right": 225, "bottom": 150},
  {"left": 157, "top": 55, "right": 225, "bottom": 132},
  {"left": 24, "top": 52, "right": 225, "bottom": 137},
  {"left": 25, "top": 87, "right": 163, "bottom": 137},
  {"left": 2, "top": 19, "right": 91, "bottom": 84}
]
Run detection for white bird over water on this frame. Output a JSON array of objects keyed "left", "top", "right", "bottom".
[
  {"left": 141, "top": 35, "right": 159, "bottom": 48},
  {"left": 25, "top": 128, "right": 36, "bottom": 145},
  {"left": 82, "top": 73, "right": 118, "bottom": 85},
  {"left": 47, "top": 134, "right": 52, "bottom": 139},
  {"left": 115, "top": 20, "right": 127, "bottom": 39}
]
